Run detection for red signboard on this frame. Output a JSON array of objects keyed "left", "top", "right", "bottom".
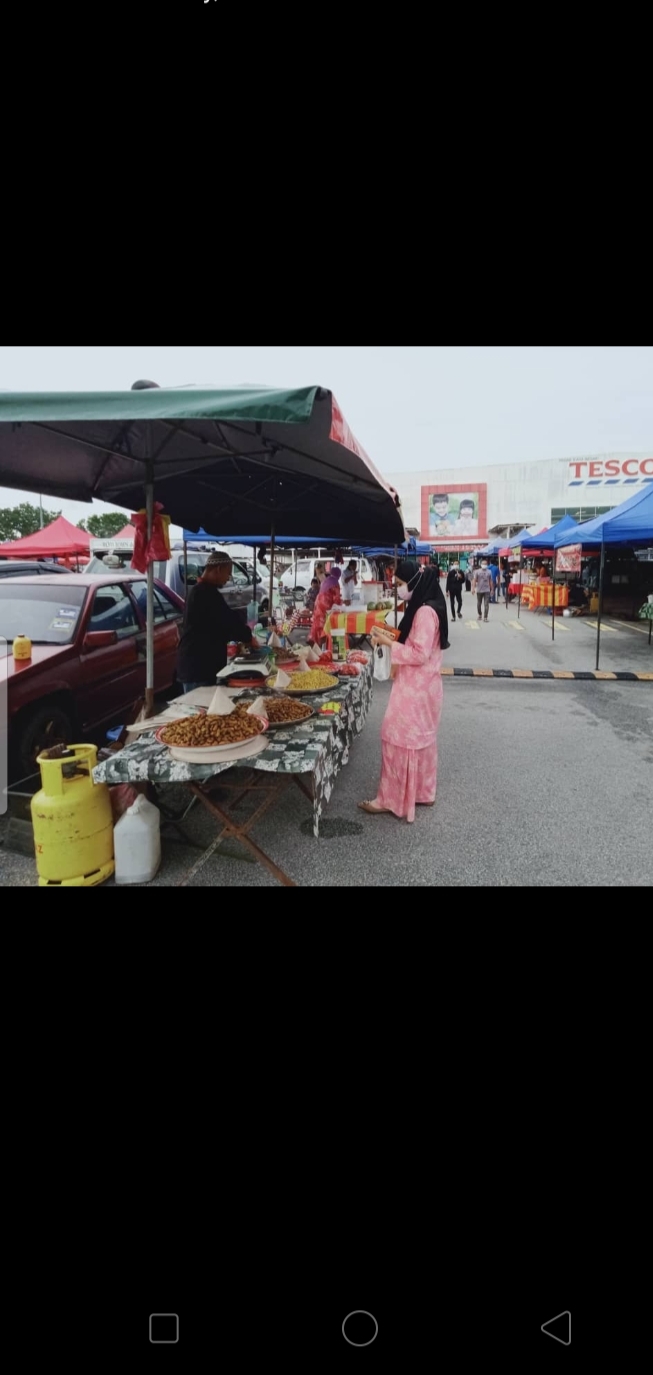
[{"left": 421, "top": 483, "right": 487, "bottom": 542}]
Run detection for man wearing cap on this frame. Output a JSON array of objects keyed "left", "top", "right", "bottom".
[{"left": 176, "top": 551, "right": 252, "bottom": 692}]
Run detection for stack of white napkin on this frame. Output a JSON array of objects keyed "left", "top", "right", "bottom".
[
  {"left": 246, "top": 696, "right": 269, "bottom": 719},
  {"left": 207, "top": 687, "right": 236, "bottom": 716}
]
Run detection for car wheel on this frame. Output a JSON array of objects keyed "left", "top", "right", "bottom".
[{"left": 14, "top": 702, "right": 75, "bottom": 780}]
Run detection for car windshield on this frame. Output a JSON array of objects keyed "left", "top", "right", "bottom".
[{"left": 0, "top": 584, "right": 87, "bottom": 644}]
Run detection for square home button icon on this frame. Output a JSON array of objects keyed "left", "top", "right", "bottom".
[{"left": 149, "top": 1314, "right": 179, "bottom": 1343}]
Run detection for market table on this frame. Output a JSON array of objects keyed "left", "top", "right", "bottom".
[
  {"left": 522, "top": 584, "right": 569, "bottom": 610},
  {"left": 638, "top": 600, "right": 653, "bottom": 644},
  {"left": 324, "top": 608, "right": 389, "bottom": 653},
  {"left": 508, "top": 581, "right": 533, "bottom": 600},
  {"left": 92, "top": 660, "right": 374, "bottom": 887}
]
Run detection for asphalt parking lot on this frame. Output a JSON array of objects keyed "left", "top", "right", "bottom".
[
  {"left": 2, "top": 673, "right": 651, "bottom": 887},
  {"left": 442, "top": 596, "right": 653, "bottom": 674}
]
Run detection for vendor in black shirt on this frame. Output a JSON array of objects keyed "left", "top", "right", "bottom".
[{"left": 177, "top": 550, "right": 252, "bottom": 692}]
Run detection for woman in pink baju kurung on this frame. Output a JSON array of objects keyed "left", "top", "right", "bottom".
[
  {"left": 310, "top": 566, "right": 342, "bottom": 646},
  {"left": 360, "top": 560, "right": 449, "bottom": 823}
]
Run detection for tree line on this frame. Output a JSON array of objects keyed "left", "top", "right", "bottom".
[{"left": 0, "top": 502, "right": 127, "bottom": 543}]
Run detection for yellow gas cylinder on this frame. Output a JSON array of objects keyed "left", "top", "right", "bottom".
[{"left": 31, "top": 744, "right": 115, "bottom": 887}]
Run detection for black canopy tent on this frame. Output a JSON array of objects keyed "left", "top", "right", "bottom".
[{"left": 0, "top": 383, "right": 405, "bottom": 711}]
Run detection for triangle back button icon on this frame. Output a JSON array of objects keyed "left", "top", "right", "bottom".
[{"left": 541, "top": 1311, "right": 571, "bottom": 1345}]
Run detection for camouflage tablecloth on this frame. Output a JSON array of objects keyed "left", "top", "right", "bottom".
[{"left": 93, "top": 661, "right": 374, "bottom": 837}]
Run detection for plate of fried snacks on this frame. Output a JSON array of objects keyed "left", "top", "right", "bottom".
[
  {"left": 156, "top": 706, "right": 268, "bottom": 760},
  {"left": 262, "top": 697, "right": 315, "bottom": 730}
]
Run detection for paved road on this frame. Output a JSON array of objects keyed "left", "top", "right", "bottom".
[
  {"left": 3, "top": 676, "right": 651, "bottom": 887},
  {"left": 444, "top": 595, "right": 652, "bottom": 673}
]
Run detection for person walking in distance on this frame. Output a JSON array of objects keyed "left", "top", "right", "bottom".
[
  {"left": 446, "top": 562, "right": 465, "bottom": 621},
  {"left": 473, "top": 560, "right": 493, "bottom": 621},
  {"left": 502, "top": 562, "right": 511, "bottom": 605},
  {"left": 489, "top": 560, "right": 500, "bottom": 603}
]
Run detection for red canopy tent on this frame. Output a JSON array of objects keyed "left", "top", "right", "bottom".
[
  {"left": 105, "top": 522, "right": 134, "bottom": 542},
  {"left": 0, "top": 513, "right": 91, "bottom": 561}
]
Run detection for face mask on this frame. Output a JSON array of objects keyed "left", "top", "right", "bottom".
[{"left": 396, "top": 585, "right": 412, "bottom": 601}]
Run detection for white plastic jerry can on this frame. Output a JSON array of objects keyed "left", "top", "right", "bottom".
[{"left": 114, "top": 793, "right": 161, "bottom": 885}]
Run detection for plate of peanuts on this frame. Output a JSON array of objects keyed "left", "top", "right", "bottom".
[
  {"left": 156, "top": 706, "right": 268, "bottom": 759},
  {"left": 262, "top": 697, "right": 315, "bottom": 730}
]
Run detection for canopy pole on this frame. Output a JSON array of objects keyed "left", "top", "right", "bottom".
[
  {"left": 253, "top": 544, "right": 257, "bottom": 612},
  {"left": 517, "top": 549, "right": 522, "bottom": 619},
  {"left": 269, "top": 525, "right": 276, "bottom": 624},
  {"left": 145, "top": 471, "right": 155, "bottom": 718},
  {"left": 182, "top": 539, "right": 188, "bottom": 627},
  {"left": 394, "top": 545, "right": 398, "bottom": 625},
  {"left": 552, "top": 550, "right": 556, "bottom": 641},
  {"left": 595, "top": 536, "right": 606, "bottom": 671},
  {"left": 294, "top": 546, "right": 298, "bottom": 597}
]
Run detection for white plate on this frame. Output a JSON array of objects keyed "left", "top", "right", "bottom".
[
  {"left": 164, "top": 734, "right": 270, "bottom": 765},
  {"left": 156, "top": 720, "right": 267, "bottom": 758}
]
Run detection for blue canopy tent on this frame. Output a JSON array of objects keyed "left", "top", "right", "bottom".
[
  {"left": 520, "top": 513, "right": 579, "bottom": 550},
  {"left": 552, "top": 485, "right": 653, "bottom": 667},
  {"left": 351, "top": 537, "right": 431, "bottom": 558},
  {"left": 497, "top": 528, "right": 533, "bottom": 552},
  {"left": 552, "top": 483, "right": 653, "bottom": 549},
  {"left": 475, "top": 538, "right": 503, "bottom": 557}
]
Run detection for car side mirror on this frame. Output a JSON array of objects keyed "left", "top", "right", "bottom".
[{"left": 83, "top": 630, "right": 118, "bottom": 650}]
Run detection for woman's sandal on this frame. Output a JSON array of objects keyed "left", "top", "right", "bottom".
[{"left": 358, "top": 801, "right": 390, "bottom": 814}]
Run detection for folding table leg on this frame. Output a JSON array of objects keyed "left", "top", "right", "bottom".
[{"left": 178, "top": 779, "right": 297, "bottom": 887}]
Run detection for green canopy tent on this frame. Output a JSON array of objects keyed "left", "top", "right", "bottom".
[{"left": 0, "top": 383, "right": 405, "bottom": 712}]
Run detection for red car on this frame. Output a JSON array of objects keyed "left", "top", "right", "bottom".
[{"left": 2, "top": 573, "right": 185, "bottom": 778}]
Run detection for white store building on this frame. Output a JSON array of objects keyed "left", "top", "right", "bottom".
[{"left": 385, "top": 451, "right": 653, "bottom": 557}]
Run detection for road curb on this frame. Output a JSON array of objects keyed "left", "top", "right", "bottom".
[{"left": 441, "top": 668, "right": 653, "bottom": 681}]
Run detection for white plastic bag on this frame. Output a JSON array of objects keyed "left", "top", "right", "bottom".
[{"left": 373, "top": 645, "right": 392, "bottom": 682}]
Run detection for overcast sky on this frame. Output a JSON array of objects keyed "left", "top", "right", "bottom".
[{"left": 1, "top": 346, "right": 651, "bottom": 534}]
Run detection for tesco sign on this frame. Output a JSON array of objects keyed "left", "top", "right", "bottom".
[{"left": 568, "top": 457, "right": 653, "bottom": 487}]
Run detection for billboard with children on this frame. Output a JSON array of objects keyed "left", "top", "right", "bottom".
[{"left": 421, "top": 484, "right": 488, "bottom": 541}]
